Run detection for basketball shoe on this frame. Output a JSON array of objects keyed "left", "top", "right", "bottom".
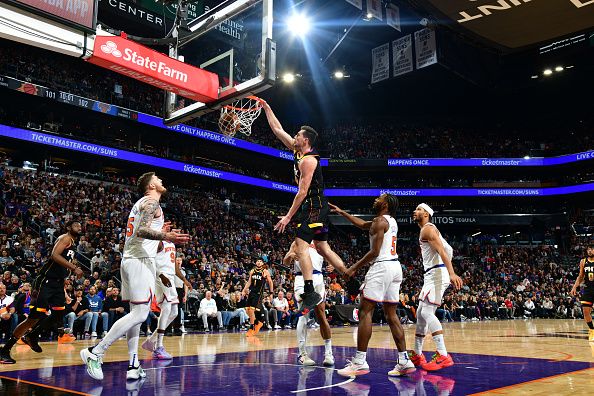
[
  {"left": 58, "top": 333, "right": 76, "bottom": 343},
  {"left": 298, "top": 353, "right": 316, "bottom": 366},
  {"left": 421, "top": 352, "right": 454, "bottom": 371},
  {"left": 254, "top": 322, "right": 264, "bottom": 334},
  {"left": 410, "top": 350, "right": 427, "bottom": 367},
  {"left": 22, "top": 334, "right": 42, "bottom": 353},
  {"left": 388, "top": 359, "right": 416, "bottom": 376},
  {"left": 337, "top": 359, "right": 370, "bottom": 377}
]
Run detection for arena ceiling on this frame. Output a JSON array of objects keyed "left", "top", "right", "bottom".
[{"left": 408, "top": 0, "right": 594, "bottom": 51}]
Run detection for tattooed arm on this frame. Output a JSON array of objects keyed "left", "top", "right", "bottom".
[{"left": 136, "top": 199, "right": 166, "bottom": 240}]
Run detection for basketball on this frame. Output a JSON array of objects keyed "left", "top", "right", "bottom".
[{"left": 219, "top": 112, "right": 241, "bottom": 136}]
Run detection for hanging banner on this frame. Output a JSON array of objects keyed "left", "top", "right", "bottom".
[
  {"left": 367, "top": 0, "right": 383, "bottom": 20},
  {"left": 392, "top": 35, "right": 413, "bottom": 77},
  {"left": 371, "top": 43, "right": 390, "bottom": 83},
  {"left": 386, "top": 4, "right": 401, "bottom": 31},
  {"left": 414, "top": 28, "right": 437, "bottom": 69},
  {"left": 344, "top": 0, "right": 362, "bottom": 10},
  {"left": 87, "top": 35, "right": 219, "bottom": 102}
]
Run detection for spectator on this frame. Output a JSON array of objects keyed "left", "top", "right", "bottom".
[
  {"left": 0, "top": 284, "right": 16, "bottom": 337},
  {"left": 198, "top": 291, "right": 223, "bottom": 331},
  {"left": 102, "top": 287, "right": 127, "bottom": 330},
  {"left": 273, "top": 291, "right": 290, "bottom": 329}
]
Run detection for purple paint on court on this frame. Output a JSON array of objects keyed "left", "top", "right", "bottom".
[{"left": 1, "top": 346, "right": 591, "bottom": 395}]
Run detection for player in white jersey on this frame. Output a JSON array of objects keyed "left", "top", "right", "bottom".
[
  {"left": 81, "top": 172, "right": 190, "bottom": 381},
  {"left": 142, "top": 239, "right": 192, "bottom": 359},
  {"left": 332, "top": 194, "right": 415, "bottom": 378},
  {"left": 285, "top": 241, "right": 346, "bottom": 367},
  {"left": 410, "top": 203, "right": 463, "bottom": 372}
]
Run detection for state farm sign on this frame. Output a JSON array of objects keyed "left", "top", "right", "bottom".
[{"left": 87, "top": 35, "right": 219, "bottom": 102}]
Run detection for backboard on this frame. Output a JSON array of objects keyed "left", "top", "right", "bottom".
[{"left": 163, "top": 0, "right": 275, "bottom": 126}]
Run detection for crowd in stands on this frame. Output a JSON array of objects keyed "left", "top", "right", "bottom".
[
  {"left": 1, "top": 38, "right": 593, "bottom": 161},
  {"left": 0, "top": 162, "right": 590, "bottom": 342}
]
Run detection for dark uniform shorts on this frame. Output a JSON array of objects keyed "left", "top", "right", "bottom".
[
  {"left": 295, "top": 202, "right": 329, "bottom": 243},
  {"left": 29, "top": 276, "right": 66, "bottom": 318},
  {"left": 247, "top": 292, "right": 263, "bottom": 310},
  {"left": 580, "top": 288, "right": 594, "bottom": 307}
]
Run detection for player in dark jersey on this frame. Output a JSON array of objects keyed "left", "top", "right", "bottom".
[
  {"left": 260, "top": 99, "right": 347, "bottom": 313},
  {"left": 242, "top": 259, "right": 273, "bottom": 336},
  {"left": 0, "top": 220, "right": 83, "bottom": 364},
  {"left": 570, "top": 243, "right": 594, "bottom": 342}
]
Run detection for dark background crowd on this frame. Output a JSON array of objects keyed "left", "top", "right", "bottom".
[{"left": 0, "top": 161, "right": 590, "bottom": 340}]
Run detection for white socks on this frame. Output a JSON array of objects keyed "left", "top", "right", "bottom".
[
  {"left": 433, "top": 334, "right": 447, "bottom": 356},
  {"left": 354, "top": 350, "right": 367, "bottom": 363},
  {"left": 414, "top": 335, "right": 425, "bottom": 355},
  {"left": 324, "top": 339, "right": 332, "bottom": 355}
]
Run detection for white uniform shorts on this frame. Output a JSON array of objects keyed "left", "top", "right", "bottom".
[
  {"left": 360, "top": 260, "right": 402, "bottom": 303},
  {"left": 419, "top": 266, "right": 451, "bottom": 306},
  {"left": 155, "top": 273, "right": 179, "bottom": 304},
  {"left": 294, "top": 273, "right": 325, "bottom": 307},
  {"left": 121, "top": 257, "right": 156, "bottom": 304}
]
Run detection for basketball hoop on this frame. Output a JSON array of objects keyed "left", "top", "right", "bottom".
[{"left": 219, "top": 96, "right": 263, "bottom": 137}]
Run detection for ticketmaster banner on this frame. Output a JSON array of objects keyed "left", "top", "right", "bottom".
[
  {"left": 0, "top": 125, "right": 298, "bottom": 194},
  {"left": 1, "top": 124, "right": 594, "bottom": 197}
]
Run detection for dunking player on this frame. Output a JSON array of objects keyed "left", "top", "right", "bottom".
[
  {"left": 410, "top": 203, "right": 463, "bottom": 371},
  {"left": 0, "top": 220, "right": 83, "bottom": 364},
  {"left": 142, "top": 236, "right": 192, "bottom": 359},
  {"left": 242, "top": 259, "right": 274, "bottom": 336},
  {"left": 260, "top": 99, "right": 346, "bottom": 312},
  {"left": 81, "top": 172, "right": 189, "bottom": 380},
  {"left": 570, "top": 243, "right": 594, "bottom": 342},
  {"left": 284, "top": 240, "right": 347, "bottom": 367},
  {"left": 332, "top": 194, "right": 415, "bottom": 377}
]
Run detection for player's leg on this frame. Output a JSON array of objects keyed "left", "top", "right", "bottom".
[
  {"left": 314, "top": 302, "right": 334, "bottom": 366},
  {"left": 381, "top": 264, "right": 415, "bottom": 376},
  {"left": 313, "top": 240, "right": 348, "bottom": 274},
  {"left": 294, "top": 234, "right": 322, "bottom": 312},
  {"left": 246, "top": 306, "right": 256, "bottom": 336},
  {"left": 418, "top": 296, "right": 454, "bottom": 372},
  {"left": 582, "top": 303, "right": 593, "bottom": 341},
  {"left": 81, "top": 258, "right": 153, "bottom": 380},
  {"left": 337, "top": 298, "right": 375, "bottom": 377}
]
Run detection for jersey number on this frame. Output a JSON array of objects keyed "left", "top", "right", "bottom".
[
  {"left": 170, "top": 252, "right": 175, "bottom": 264},
  {"left": 390, "top": 236, "right": 397, "bottom": 256},
  {"left": 126, "top": 217, "right": 135, "bottom": 237},
  {"left": 589, "top": 273, "right": 594, "bottom": 282}
]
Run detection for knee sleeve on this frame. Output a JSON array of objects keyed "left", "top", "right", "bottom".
[
  {"left": 128, "top": 303, "right": 151, "bottom": 325},
  {"left": 169, "top": 304, "right": 179, "bottom": 323},
  {"left": 419, "top": 301, "right": 442, "bottom": 334}
]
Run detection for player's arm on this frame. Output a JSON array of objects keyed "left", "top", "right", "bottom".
[
  {"left": 422, "top": 226, "right": 463, "bottom": 290},
  {"left": 570, "top": 259, "right": 585, "bottom": 296},
  {"left": 329, "top": 203, "right": 372, "bottom": 230},
  {"left": 51, "top": 235, "right": 83, "bottom": 276},
  {"left": 175, "top": 260, "right": 193, "bottom": 290},
  {"left": 346, "top": 217, "right": 387, "bottom": 276},
  {"left": 242, "top": 270, "right": 253, "bottom": 296},
  {"left": 264, "top": 269, "right": 274, "bottom": 293},
  {"left": 136, "top": 199, "right": 190, "bottom": 243},
  {"left": 260, "top": 99, "right": 295, "bottom": 150},
  {"left": 276, "top": 157, "right": 316, "bottom": 233}
]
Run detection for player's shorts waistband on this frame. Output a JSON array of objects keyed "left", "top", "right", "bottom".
[
  {"left": 295, "top": 270, "right": 323, "bottom": 276},
  {"left": 372, "top": 259, "right": 400, "bottom": 264},
  {"left": 424, "top": 264, "right": 446, "bottom": 274}
]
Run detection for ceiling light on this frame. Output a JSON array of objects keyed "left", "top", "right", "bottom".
[
  {"left": 555, "top": 66, "right": 564, "bottom": 72},
  {"left": 282, "top": 73, "right": 295, "bottom": 83},
  {"left": 543, "top": 69, "right": 553, "bottom": 76},
  {"left": 334, "top": 71, "right": 344, "bottom": 79},
  {"left": 523, "top": 155, "right": 530, "bottom": 160},
  {"left": 287, "top": 13, "right": 311, "bottom": 37}
]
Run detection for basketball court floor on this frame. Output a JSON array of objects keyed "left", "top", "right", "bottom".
[{"left": 0, "top": 319, "right": 593, "bottom": 395}]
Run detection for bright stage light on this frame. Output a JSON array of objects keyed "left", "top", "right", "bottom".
[
  {"left": 282, "top": 73, "right": 295, "bottom": 83},
  {"left": 287, "top": 13, "right": 311, "bottom": 37}
]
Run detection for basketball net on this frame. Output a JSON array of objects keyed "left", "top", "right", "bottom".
[{"left": 219, "top": 96, "right": 263, "bottom": 137}]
